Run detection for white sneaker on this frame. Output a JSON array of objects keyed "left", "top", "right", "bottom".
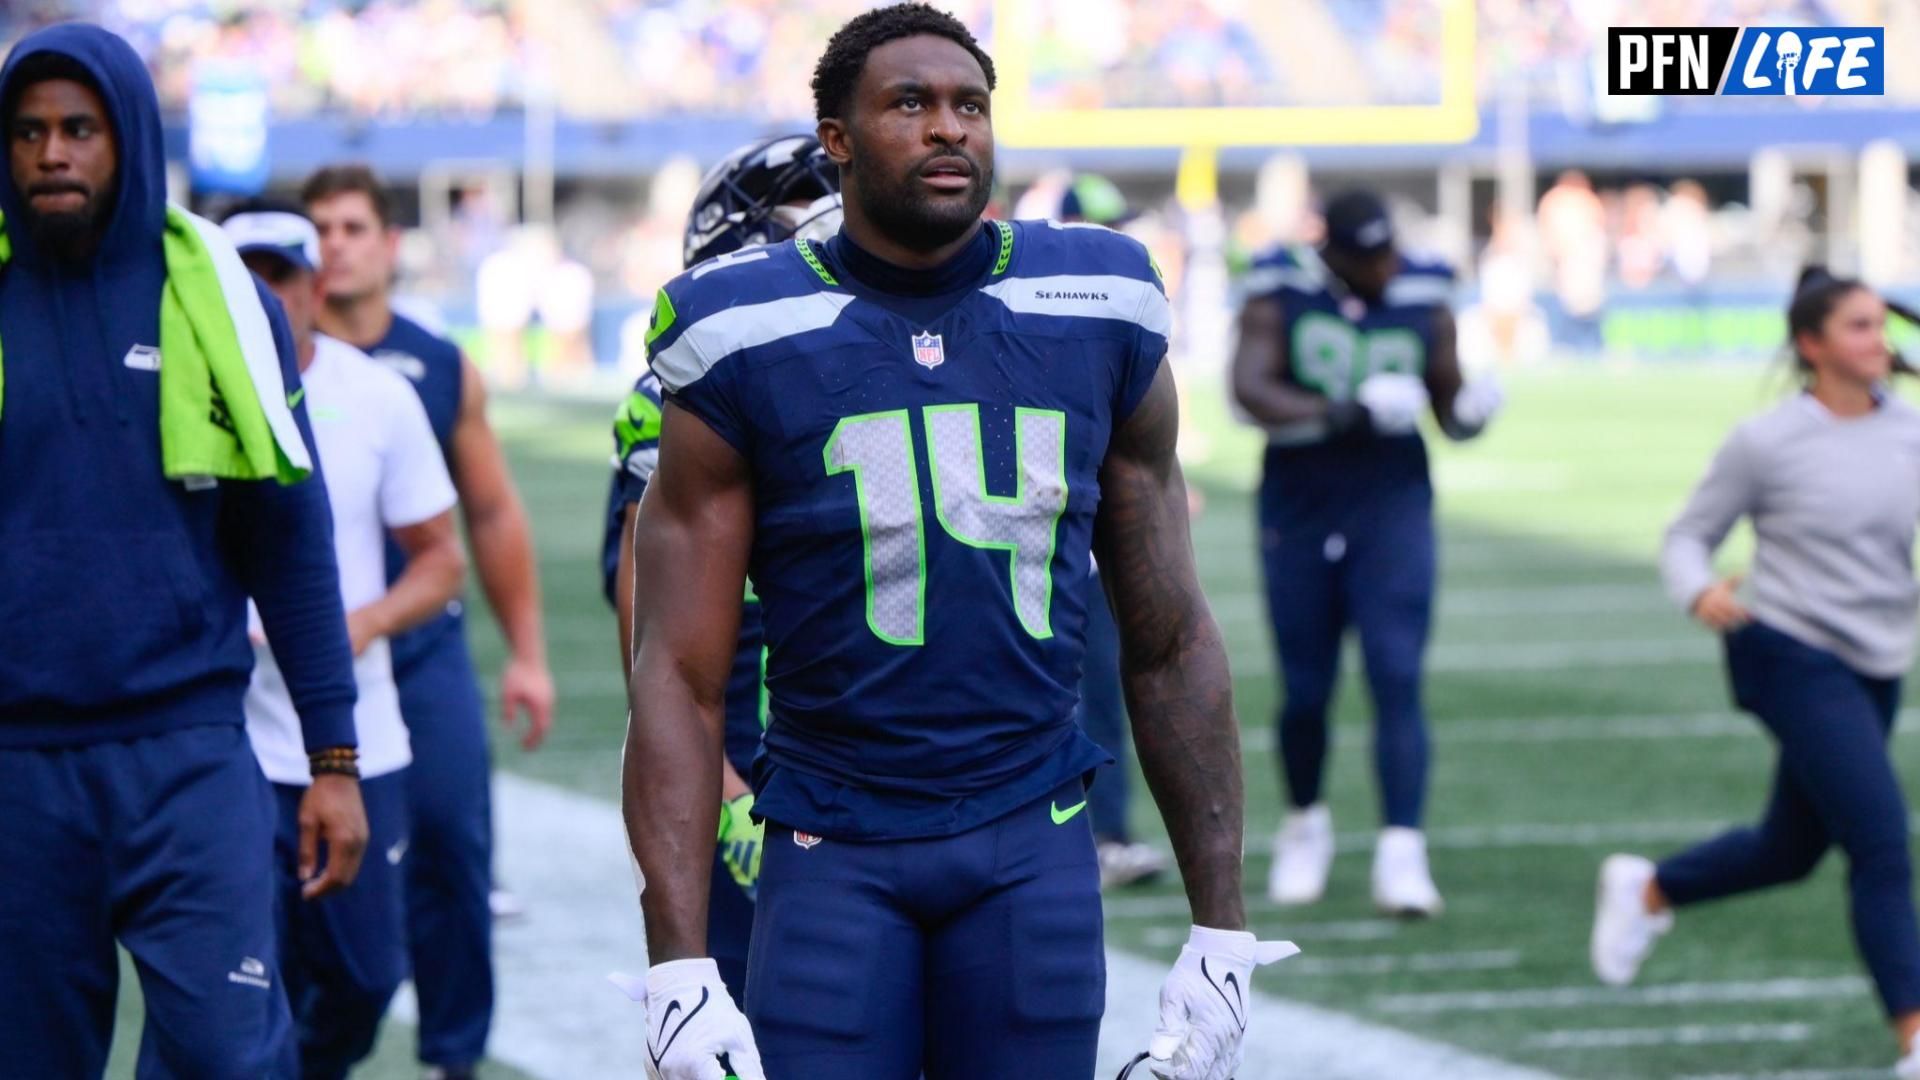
[
  {"left": 1098, "top": 840, "right": 1169, "bottom": 890},
  {"left": 1372, "top": 827, "right": 1444, "bottom": 918},
  {"left": 1898, "top": 1044, "right": 1920, "bottom": 1080},
  {"left": 1590, "top": 854, "right": 1673, "bottom": 987},
  {"left": 1268, "top": 804, "right": 1334, "bottom": 906}
]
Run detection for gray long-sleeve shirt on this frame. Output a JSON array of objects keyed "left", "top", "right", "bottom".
[{"left": 1662, "top": 393, "right": 1920, "bottom": 678}]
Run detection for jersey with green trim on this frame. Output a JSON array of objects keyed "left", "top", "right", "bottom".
[
  {"left": 1244, "top": 245, "right": 1453, "bottom": 447},
  {"left": 648, "top": 220, "right": 1168, "bottom": 840},
  {"left": 600, "top": 371, "right": 766, "bottom": 775}
]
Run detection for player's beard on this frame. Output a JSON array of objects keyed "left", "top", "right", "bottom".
[
  {"left": 22, "top": 180, "right": 113, "bottom": 265},
  {"left": 851, "top": 144, "right": 993, "bottom": 254}
]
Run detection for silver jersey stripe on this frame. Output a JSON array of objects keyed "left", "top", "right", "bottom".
[
  {"left": 650, "top": 291, "right": 855, "bottom": 393},
  {"left": 979, "top": 274, "right": 1171, "bottom": 339},
  {"left": 1385, "top": 274, "right": 1454, "bottom": 307}
]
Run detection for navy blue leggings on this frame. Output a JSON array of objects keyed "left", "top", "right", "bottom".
[{"left": 1658, "top": 622, "right": 1920, "bottom": 1017}]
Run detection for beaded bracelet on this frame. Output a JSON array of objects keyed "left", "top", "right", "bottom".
[{"left": 309, "top": 747, "right": 361, "bottom": 779}]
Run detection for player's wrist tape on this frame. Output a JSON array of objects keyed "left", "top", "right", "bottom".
[{"left": 308, "top": 747, "right": 360, "bottom": 778}]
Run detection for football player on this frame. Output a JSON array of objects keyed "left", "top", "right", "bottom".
[
  {"left": 1232, "top": 189, "right": 1503, "bottom": 917},
  {"left": 622, "top": 5, "right": 1291, "bottom": 1078}
]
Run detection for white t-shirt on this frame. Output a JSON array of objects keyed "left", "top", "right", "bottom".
[{"left": 247, "top": 334, "right": 458, "bottom": 785}]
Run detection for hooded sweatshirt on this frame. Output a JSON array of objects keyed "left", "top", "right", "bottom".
[{"left": 0, "top": 24, "right": 356, "bottom": 751}]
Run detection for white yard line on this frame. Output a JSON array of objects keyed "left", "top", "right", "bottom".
[
  {"left": 1136, "top": 919, "right": 1403, "bottom": 945},
  {"left": 1526, "top": 1023, "right": 1812, "bottom": 1049},
  {"left": 1681, "top": 1060, "right": 1889, "bottom": 1068},
  {"left": 1376, "top": 976, "right": 1869, "bottom": 1015},
  {"left": 1287, "top": 950, "right": 1524, "bottom": 977},
  {"left": 474, "top": 772, "right": 1560, "bottom": 1080},
  {"left": 1680, "top": 1071, "right": 1894, "bottom": 1080},
  {"left": 1100, "top": 948, "right": 1561, "bottom": 1080},
  {"left": 1206, "top": 583, "right": 1671, "bottom": 621}
]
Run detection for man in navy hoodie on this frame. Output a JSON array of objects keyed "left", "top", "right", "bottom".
[{"left": 0, "top": 24, "right": 368, "bottom": 1077}]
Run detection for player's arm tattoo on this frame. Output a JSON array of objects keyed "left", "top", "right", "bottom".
[
  {"left": 1231, "top": 295, "right": 1330, "bottom": 426},
  {"left": 622, "top": 403, "right": 753, "bottom": 962},
  {"left": 1095, "top": 365, "right": 1247, "bottom": 932},
  {"left": 1426, "top": 305, "right": 1476, "bottom": 439}
]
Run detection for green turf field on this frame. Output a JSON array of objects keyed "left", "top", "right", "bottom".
[{"left": 111, "top": 364, "right": 1912, "bottom": 1077}]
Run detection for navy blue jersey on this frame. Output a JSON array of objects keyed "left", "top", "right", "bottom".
[
  {"left": 1244, "top": 245, "right": 1453, "bottom": 447},
  {"left": 367, "top": 313, "right": 467, "bottom": 673},
  {"left": 649, "top": 220, "right": 1168, "bottom": 840},
  {"left": 601, "top": 372, "right": 767, "bottom": 775}
]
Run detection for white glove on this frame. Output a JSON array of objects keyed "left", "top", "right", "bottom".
[
  {"left": 1355, "top": 372, "right": 1429, "bottom": 435},
  {"left": 1148, "top": 926, "right": 1299, "bottom": 1080},
  {"left": 610, "top": 959, "right": 765, "bottom": 1080},
  {"left": 1450, "top": 376, "right": 1505, "bottom": 432}
]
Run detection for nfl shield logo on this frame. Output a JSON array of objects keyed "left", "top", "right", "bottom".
[
  {"left": 793, "top": 831, "right": 824, "bottom": 850},
  {"left": 911, "top": 331, "right": 945, "bottom": 369}
]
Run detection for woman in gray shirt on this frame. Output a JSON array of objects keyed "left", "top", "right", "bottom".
[{"left": 1590, "top": 268, "right": 1920, "bottom": 1076}]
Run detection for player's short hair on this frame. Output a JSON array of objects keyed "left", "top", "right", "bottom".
[
  {"left": 811, "top": 2, "right": 995, "bottom": 122},
  {"left": 300, "top": 164, "right": 393, "bottom": 227}
]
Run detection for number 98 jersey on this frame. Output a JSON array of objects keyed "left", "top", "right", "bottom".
[
  {"left": 648, "top": 220, "right": 1168, "bottom": 841},
  {"left": 1244, "top": 243, "right": 1454, "bottom": 447}
]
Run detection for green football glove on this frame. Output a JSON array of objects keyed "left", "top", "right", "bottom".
[{"left": 717, "top": 793, "right": 765, "bottom": 899}]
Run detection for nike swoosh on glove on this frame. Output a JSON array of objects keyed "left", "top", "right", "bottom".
[
  {"left": 717, "top": 794, "right": 765, "bottom": 900},
  {"left": 609, "top": 959, "right": 765, "bottom": 1080},
  {"left": 1355, "top": 372, "right": 1429, "bottom": 436},
  {"left": 1148, "top": 925, "right": 1299, "bottom": 1080},
  {"left": 1451, "top": 376, "right": 1505, "bottom": 431}
]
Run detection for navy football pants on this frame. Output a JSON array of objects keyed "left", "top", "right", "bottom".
[
  {"left": 745, "top": 781, "right": 1104, "bottom": 1078},
  {"left": 1658, "top": 622, "right": 1920, "bottom": 1017},
  {"left": 0, "top": 723, "right": 291, "bottom": 1078},
  {"left": 396, "top": 631, "right": 494, "bottom": 1067},
  {"left": 1259, "top": 455, "right": 1435, "bottom": 828},
  {"left": 274, "top": 770, "right": 411, "bottom": 1079}
]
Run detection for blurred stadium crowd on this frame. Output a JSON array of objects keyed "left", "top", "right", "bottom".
[{"left": 4, "top": 0, "right": 1918, "bottom": 381}]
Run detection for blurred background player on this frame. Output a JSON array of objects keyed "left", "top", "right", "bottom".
[
  {"left": 0, "top": 24, "right": 368, "bottom": 1077},
  {"left": 622, "top": 7, "right": 1289, "bottom": 1078},
  {"left": 603, "top": 131, "right": 843, "bottom": 1001},
  {"left": 1231, "top": 188, "right": 1503, "bottom": 917},
  {"left": 1055, "top": 171, "right": 1169, "bottom": 891},
  {"left": 227, "top": 202, "right": 465, "bottom": 1080},
  {"left": 303, "top": 163, "right": 556, "bottom": 1080},
  {"left": 1594, "top": 268, "right": 1920, "bottom": 1078}
]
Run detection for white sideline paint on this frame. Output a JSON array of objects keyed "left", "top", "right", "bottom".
[
  {"left": 1681, "top": 1070, "right": 1894, "bottom": 1079},
  {"left": 425, "top": 772, "right": 1560, "bottom": 1079},
  {"left": 1377, "top": 976, "right": 1869, "bottom": 1015},
  {"left": 1527, "top": 1023, "right": 1812, "bottom": 1049}
]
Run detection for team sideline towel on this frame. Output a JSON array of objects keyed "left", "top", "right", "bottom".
[{"left": 0, "top": 204, "right": 312, "bottom": 484}]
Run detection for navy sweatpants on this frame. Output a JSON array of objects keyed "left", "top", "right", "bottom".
[
  {"left": 396, "top": 631, "right": 493, "bottom": 1067},
  {"left": 1658, "top": 622, "right": 1920, "bottom": 1017},
  {"left": 745, "top": 780, "right": 1105, "bottom": 1078},
  {"left": 1076, "top": 569, "right": 1133, "bottom": 843},
  {"left": 1259, "top": 439, "right": 1435, "bottom": 828},
  {"left": 274, "top": 770, "right": 411, "bottom": 1079},
  {"left": 0, "top": 723, "right": 291, "bottom": 1078}
]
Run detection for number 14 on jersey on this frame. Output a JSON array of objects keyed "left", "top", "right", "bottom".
[{"left": 824, "top": 405, "right": 1068, "bottom": 647}]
